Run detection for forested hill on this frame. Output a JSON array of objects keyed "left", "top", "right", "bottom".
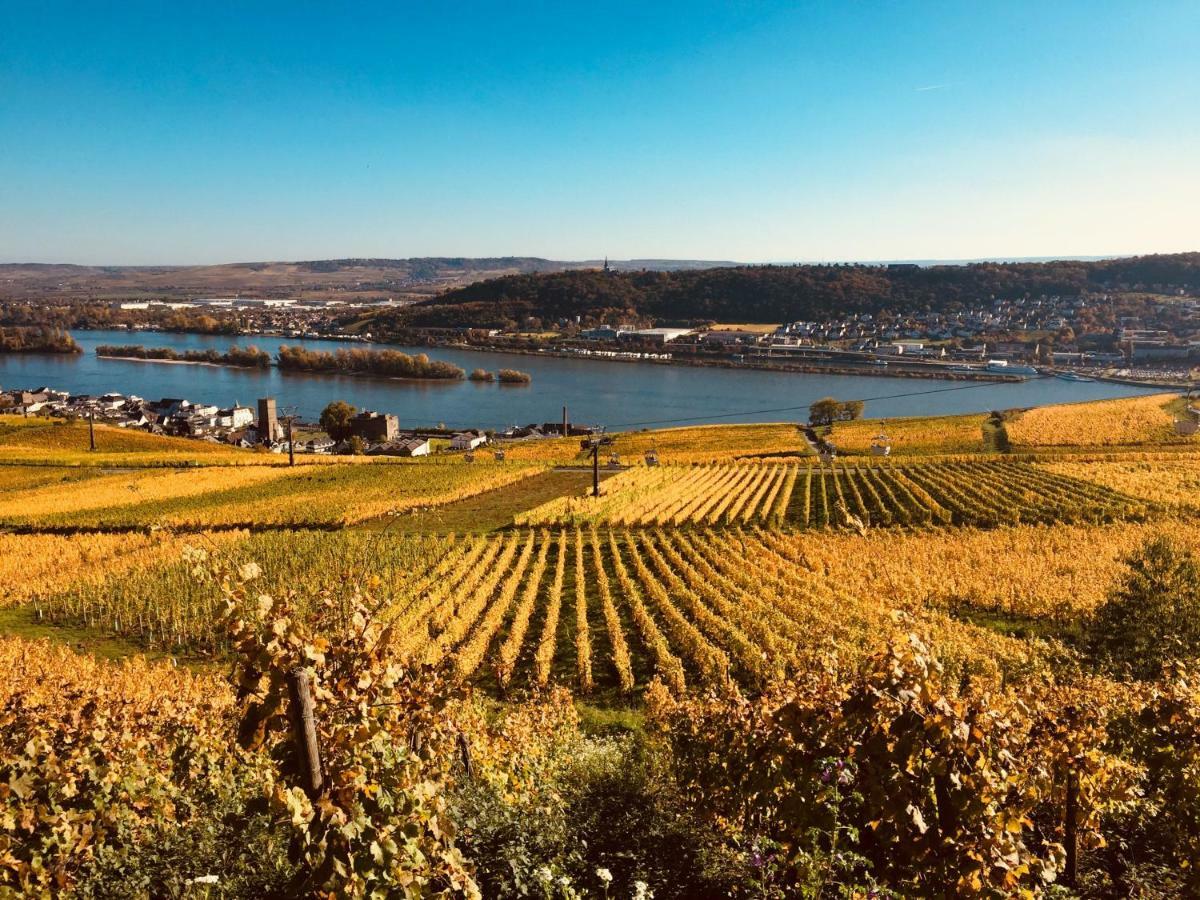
[{"left": 396, "top": 253, "right": 1200, "bottom": 327}]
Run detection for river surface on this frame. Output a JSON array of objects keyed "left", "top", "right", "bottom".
[{"left": 0, "top": 329, "right": 1163, "bottom": 431}]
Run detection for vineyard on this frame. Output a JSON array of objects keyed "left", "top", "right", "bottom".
[
  {"left": 517, "top": 459, "right": 1151, "bottom": 528},
  {"left": 499, "top": 422, "right": 810, "bottom": 464},
  {"left": 1038, "top": 456, "right": 1200, "bottom": 511},
  {"left": 1007, "top": 393, "right": 1199, "bottom": 448},
  {"left": 515, "top": 463, "right": 796, "bottom": 526},
  {"left": 6, "top": 395, "right": 1200, "bottom": 896},
  {"left": 822, "top": 411, "right": 989, "bottom": 456},
  {"left": 0, "top": 415, "right": 254, "bottom": 465},
  {"left": 0, "top": 460, "right": 542, "bottom": 529},
  {"left": 30, "top": 526, "right": 1040, "bottom": 693}
]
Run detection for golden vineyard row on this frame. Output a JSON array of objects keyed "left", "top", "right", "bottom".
[
  {"left": 516, "top": 459, "right": 1156, "bottom": 528},
  {"left": 31, "top": 526, "right": 1067, "bottom": 693}
]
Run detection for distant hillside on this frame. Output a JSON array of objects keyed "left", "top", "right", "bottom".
[
  {"left": 0, "top": 257, "right": 741, "bottom": 302},
  {"left": 389, "top": 252, "right": 1200, "bottom": 328}
]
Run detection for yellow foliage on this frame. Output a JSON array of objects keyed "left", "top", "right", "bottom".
[
  {"left": 501, "top": 422, "right": 808, "bottom": 465},
  {"left": 1007, "top": 394, "right": 1195, "bottom": 448},
  {"left": 1038, "top": 458, "right": 1200, "bottom": 511},
  {"left": 0, "top": 460, "right": 543, "bottom": 527},
  {"left": 766, "top": 519, "right": 1200, "bottom": 620},
  {"left": 829, "top": 413, "right": 988, "bottom": 455},
  {"left": 0, "top": 415, "right": 254, "bottom": 464},
  {"left": 0, "top": 531, "right": 243, "bottom": 607}
]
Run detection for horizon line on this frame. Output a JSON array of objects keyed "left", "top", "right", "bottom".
[{"left": 4, "top": 250, "right": 1195, "bottom": 270}]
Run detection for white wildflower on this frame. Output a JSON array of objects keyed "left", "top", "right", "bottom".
[
  {"left": 596, "top": 867, "right": 613, "bottom": 884},
  {"left": 238, "top": 561, "right": 262, "bottom": 582},
  {"left": 187, "top": 874, "right": 219, "bottom": 884},
  {"left": 633, "top": 880, "right": 652, "bottom": 899}
]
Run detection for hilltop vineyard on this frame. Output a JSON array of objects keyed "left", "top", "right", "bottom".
[{"left": 518, "top": 460, "right": 1150, "bottom": 528}]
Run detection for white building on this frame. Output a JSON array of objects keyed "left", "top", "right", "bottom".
[
  {"left": 399, "top": 438, "right": 431, "bottom": 457},
  {"left": 451, "top": 431, "right": 487, "bottom": 451},
  {"left": 622, "top": 327, "right": 693, "bottom": 344},
  {"left": 216, "top": 406, "right": 255, "bottom": 429}
]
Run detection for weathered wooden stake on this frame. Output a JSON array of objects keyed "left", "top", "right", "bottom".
[
  {"left": 286, "top": 668, "right": 323, "bottom": 798},
  {"left": 89, "top": 411, "right": 96, "bottom": 451},
  {"left": 1064, "top": 768, "right": 1079, "bottom": 888}
]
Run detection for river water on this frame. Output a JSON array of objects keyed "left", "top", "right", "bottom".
[{"left": 0, "top": 329, "right": 1162, "bottom": 431}]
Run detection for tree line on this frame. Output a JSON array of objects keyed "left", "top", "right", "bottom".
[
  {"left": 0, "top": 326, "right": 81, "bottom": 354},
  {"left": 276, "top": 345, "right": 465, "bottom": 379},
  {"left": 367, "top": 252, "right": 1200, "bottom": 331},
  {"left": 91, "top": 342, "right": 466, "bottom": 380},
  {"left": 96, "top": 344, "right": 271, "bottom": 367}
]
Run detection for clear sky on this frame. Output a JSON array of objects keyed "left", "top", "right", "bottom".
[{"left": 2, "top": 1, "right": 1197, "bottom": 265}]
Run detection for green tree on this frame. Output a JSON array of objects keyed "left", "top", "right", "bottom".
[
  {"left": 319, "top": 401, "right": 357, "bottom": 442},
  {"left": 1088, "top": 535, "right": 1200, "bottom": 679},
  {"left": 809, "top": 397, "right": 841, "bottom": 427}
]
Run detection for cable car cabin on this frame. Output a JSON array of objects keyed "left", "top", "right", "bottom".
[
  {"left": 869, "top": 433, "right": 892, "bottom": 457},
  {"left": 644, "top": 449, "right": 659, "bottom": 466},
  {"left": 1175, "top": 417, "right": 1199, "bottom": 436},
  {"left": 493, "top": 449, "right": 506, "bottom": 462},
  {"left": 819, "top": 449, "right": 836, "bottom": 464},
  {"left": 608, "top": 452, "right": 621, "bottom": 467},
  {"left": 463, "top": 451, "right": 475, "bottom": 463}
]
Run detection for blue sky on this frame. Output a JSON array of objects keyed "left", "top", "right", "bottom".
[{"left": 2, "top": 1, "right": 1197, "bottom": 264}]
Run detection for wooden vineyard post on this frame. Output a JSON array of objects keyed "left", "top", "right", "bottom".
[
  {"left": 89, "top": 411, "right": 96, "bottom": 452},
  {"left": 1064, "top": 767, "right": 1079, "bottom": 888},
  {"left": 286, "top": 668, "right": 324, "bottom": 798}
]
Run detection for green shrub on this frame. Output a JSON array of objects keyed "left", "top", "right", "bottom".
[{"left": 1088, "top": 535, "right": 1200, "bottom": 679}]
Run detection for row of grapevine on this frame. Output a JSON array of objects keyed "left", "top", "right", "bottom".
[
  {"left": 522, "top": 460, "right": 1151, "bottom": 530},
  {"left": 515, "top": 464, "right": 794, "bottom": 527},
  {"left": 33, "top": 526, "right": 1045, "bottom": 697}
]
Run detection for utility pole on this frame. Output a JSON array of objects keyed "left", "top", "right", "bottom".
[
  {"left": 281, "top": 404, "right": 299, "bottom": 467},
  {"left": 589, "top": 435, "right": 613, "bottom": 497},
  {"left": 88, "top": 410, "right": 96, "bottom": 452}
]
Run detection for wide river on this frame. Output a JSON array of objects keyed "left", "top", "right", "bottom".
[{"left": 0, "top": 329, "right": 1162, "bottom": 431}]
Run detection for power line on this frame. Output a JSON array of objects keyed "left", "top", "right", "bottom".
[{"left": 606, "top": 374, "right": 1057, "bottom": 430}]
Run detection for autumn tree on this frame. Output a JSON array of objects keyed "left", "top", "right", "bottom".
[
  {"left": 809, "top": 397, "right": 841, "bottom": 426},
  {"left": 319, "top": 400, "right": 357, "bottom": 442}
]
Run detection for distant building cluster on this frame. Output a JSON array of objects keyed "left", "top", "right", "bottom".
[{"left": 1, "top": 382, "right": 598, "bottom": 457}]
